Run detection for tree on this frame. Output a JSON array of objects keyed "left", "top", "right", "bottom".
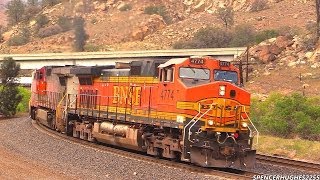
[
  {"left": 230, "top": 24, "right": 256, "bottom": 47},
  {"left": 27, "top": 0, "right": 38, "bottom": 6},
  {"left": 42, "top": 0, "right": 61, "bottom": 7},
  {"left": 5, "top": 0, "right": 25, "bottom": 25},
  {"left": 217, "top": 7, "right": 234, "bottom": 29},
  {"left": 0, "top": 25, "right": 4, "bottom": 43},
  {"left": 7, "top": 27, "right": 31, "bottom": 46},
  {"left": 194, "top": 27, "right": 232, "bottom": 48},
  {"left": 173, "top": 26, "right": 233, "bottom": 49},
  {"left": 0, "top": 57, "right": 22, "bottom": 117},
  {"left": 73, "top": 16, "right": 88, "bottom": 52},
  {"left": 24, "top": 6, "right": 41, "bottom": 21},
  {"left": 316, "top": 0, "right": 320, "bottom": 40}
]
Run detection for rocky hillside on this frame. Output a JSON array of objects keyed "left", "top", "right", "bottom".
[
  {"left": 0, "top": 0, "right": 319, "bottom": 96},
  {"left": 0, "top": 0, "right": 316, "bottom": 53}
]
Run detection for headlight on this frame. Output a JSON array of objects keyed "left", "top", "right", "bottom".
[
  {"left": 176, "top": 115, "right": 185, "bottom": 123},
  {"left": 241, "top": 122, "right": 248, "bottom": 128},
  {"left": 219, "top": 85, "right": 226, "bottom": 96},
  {"left": 208, "top": 120, "right": 214, "bottom": 126}
]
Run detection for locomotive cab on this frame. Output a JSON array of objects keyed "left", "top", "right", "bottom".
[{"left": 157, "top": 56, "right": 257, "bottom": 169}]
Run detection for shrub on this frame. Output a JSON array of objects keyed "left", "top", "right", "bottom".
[
  {"left": 84, "top": 44, "right": 102, "bottom": 52},
  {"left": 173, "top": 40, "right": 197, "bottom": 49},
  {"left": 38, "top": 24, "right": 62, "bottom": 38},
  {"left": 36, "top": 14, "right": 49, "bottom": 28},
  {"left": 119, "top": 4, "right": 132, "bottom": 11},
  {"left": 57, "top": 16, "right": 72, "bottom": 32},
  {"left": 144, "top": 5, "right": 172, "bottom": 24},
  {"left": 301, "top": 33, "right": 318, "bottom": 51},
  {"left": 24, "top": 5, "right": 42, "bottom": 21},
  {"left": 250, "top": 0, "right": 269, "bottom": 12},
  {"left": 42, "top": 0, "right": 61, "bottom": 7},
  {"left": 230, "top": 24, "right": 255, "bottom": 47},
  {"left": 7, "top": 28, "right": 30, "bottom": 46},
  {"left": 173, "top": 26, "right": 232, "bottom": 49},
  {"left": 254, "top": 29, "right": 279, "bottom": 44},
  {"left": 278, "top": 25, "right": 301, "bottom": 38},
  {"left": 300, "top": 22, "right": 317, "bottom": 51},
  {"left": 305, "top": 21, "right": 317, "bottom": 34},
  {"left": 251, "top": 93, "right": 320, "bottom": 140},
  {"left": 0, "top": 26, "right": 3, "bottom": 43},
  {"left": 16, "top": 87, "right": 31, "bottom": 112}
]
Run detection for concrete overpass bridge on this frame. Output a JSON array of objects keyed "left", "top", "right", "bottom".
[{"left": 0, "top": 48, "right": 246, "bottom": 70}]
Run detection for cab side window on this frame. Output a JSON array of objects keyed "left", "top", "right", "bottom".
[
  {"left": 35, "top": 71, "right": 43, "bottom": 80},
  {"left": 160, "top": 67, "right": 174, "bottom": 82}
]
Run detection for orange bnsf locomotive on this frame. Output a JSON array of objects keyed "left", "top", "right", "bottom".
[{"left": 29, "top": 56, "right": 258, "bottom": 169}]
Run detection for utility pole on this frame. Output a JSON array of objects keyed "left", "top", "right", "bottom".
[
  {"left": 316, "top": 0, "right": 320, "bottom": 40},
  {"left": 246, "top": 46, "right": 249, "bottom": 82}
]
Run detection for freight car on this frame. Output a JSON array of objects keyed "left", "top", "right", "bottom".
[{"left": 29, "top": 56, "right": 258, "bottom": 170}]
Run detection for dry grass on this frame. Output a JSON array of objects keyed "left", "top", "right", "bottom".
[{"left": 254, "top": 135, "right": 320, "bottom": 162}]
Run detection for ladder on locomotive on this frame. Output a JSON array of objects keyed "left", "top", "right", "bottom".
[{"left": 182, "top": 102, "right": 216, "bottom": 161}]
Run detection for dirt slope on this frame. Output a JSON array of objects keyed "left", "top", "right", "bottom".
[
  {"left": 0, "top": 0, "right": 316, "bottom": 53},
  {"left": 0, "top": 0, "right": 319, "bottom": 96}
]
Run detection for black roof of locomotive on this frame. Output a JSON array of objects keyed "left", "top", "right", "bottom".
[{"left": 70, "top": 65, "right": 115, "bottom": 76}]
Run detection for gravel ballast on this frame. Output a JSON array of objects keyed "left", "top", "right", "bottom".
[
  {"left": 0, "top": 117, "right": 221, "bottom": 180},
  {"left": 0, "top": 117, "right": 317, "bottom": 179}
]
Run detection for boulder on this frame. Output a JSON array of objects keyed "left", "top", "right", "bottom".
[
  {"left": 250, "top": 45, "right": 278, "bottom": 63},
  {"left": 275, "top": 36, "right": 293, "bottom": 49},
  {"left": 269, "top": 44, "right": 281, "bottom": 55},
  {"left": 261, "top": 53, "right": 276, "bottom": 63}
]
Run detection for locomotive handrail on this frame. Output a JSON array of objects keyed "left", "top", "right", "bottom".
[
  {"left": 50, "top": 93, "right": 68, "bottom": 132},
  {"left": 188, "top": 102, "right": 217, "bottom": 143},
  {"left": 182, "top": 102, "right": 201, "bottom": 161},
  {"left": 183, "top": 103, "right": 201, "bottom": 144},
  {"left": 241, "top": 106, "right": 259, "bottom": 145}
]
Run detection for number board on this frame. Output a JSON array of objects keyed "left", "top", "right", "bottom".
[
  {"left": 190, "top": 58, "right": 205, "bottom": 65},
  {"left": 219, "top": 61, "right": 230, "bottom": 67}
]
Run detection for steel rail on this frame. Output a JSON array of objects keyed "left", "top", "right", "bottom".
[
  {"left": 32, "top": 119, "right": 260, "bottom": 180},
  {"left": 256, "top": 154, "right": 320, "bottom": 173}
]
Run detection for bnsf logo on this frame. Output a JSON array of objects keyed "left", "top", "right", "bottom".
[{"left": 113, "top": 86, "right": 142, "bottom": 105}]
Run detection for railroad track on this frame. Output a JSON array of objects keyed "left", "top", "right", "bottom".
[
  {"left": 256, "top": 154, "right": 320, "bottom": 173},
  {"left": 32, "top": 120, "right": 259, "bottom": 180}
]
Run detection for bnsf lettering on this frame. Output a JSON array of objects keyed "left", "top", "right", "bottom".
[{"left": 113, "top": 86, "right": 141, "bottom": 105}]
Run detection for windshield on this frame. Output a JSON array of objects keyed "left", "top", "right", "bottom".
[
  {"left": 214, "top": 70, "right": 238, "bottom": 84},
  {"left": 179, "top": 67, "right": 210, "bottom": 80}
]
